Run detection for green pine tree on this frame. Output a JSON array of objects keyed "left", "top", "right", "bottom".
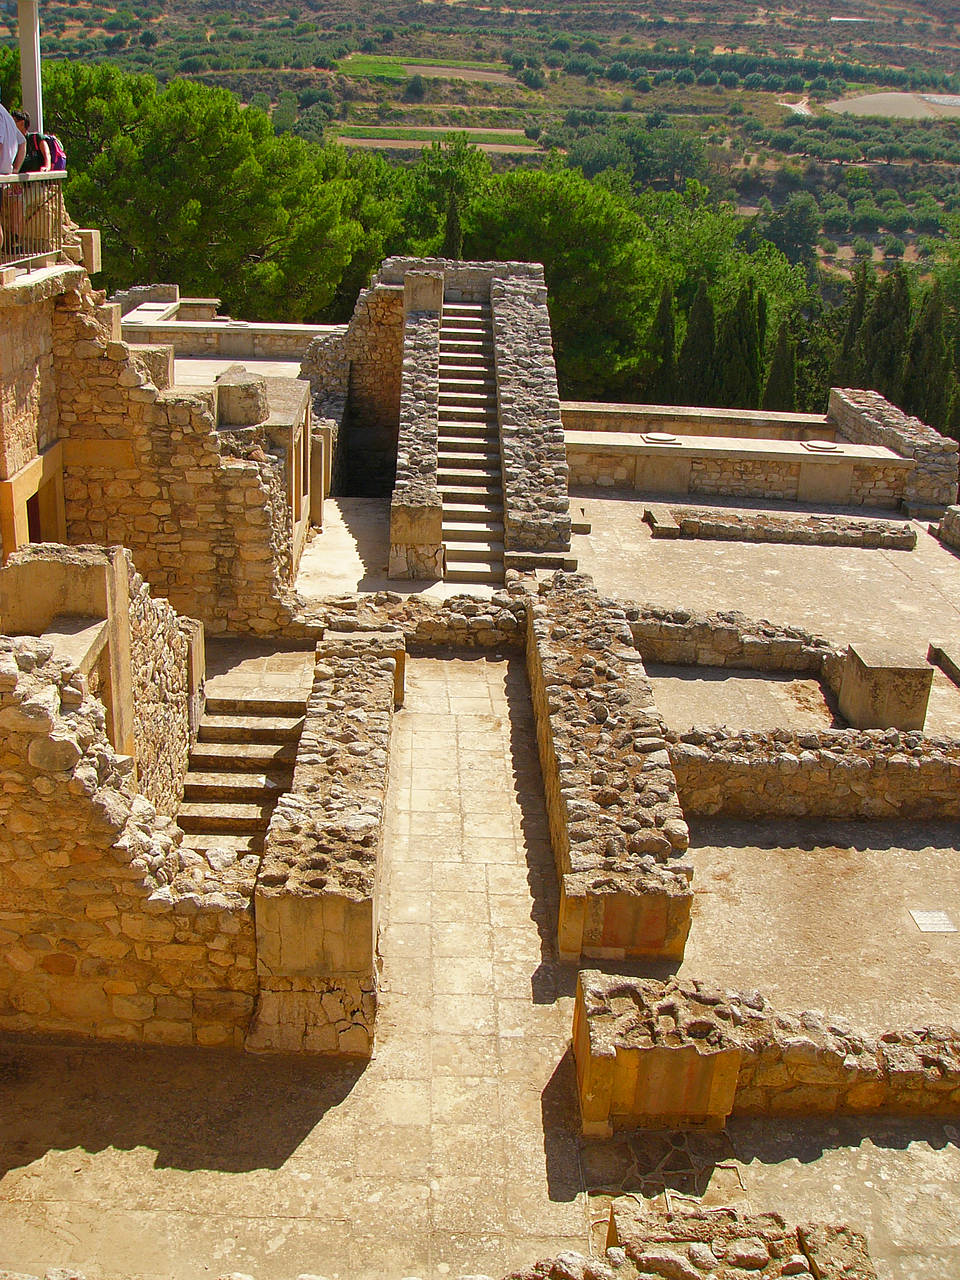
[
  {"left": 677, "top": 280, "right": 717, "bottom": 406},
  {"left": 717, "top": 282, "right": 762, "bottom": 408},
  {"left": 854, "top": 265, "right": 911, "bottom": 405},
  {"left": 761, "top": 322, "right": 797, "bottom": 411},
  {"left": 901, "top": 281, "right": 950, "bottom": 432},
  {"left": 645, "top": 285, "right": 679, "bottom": 404}
]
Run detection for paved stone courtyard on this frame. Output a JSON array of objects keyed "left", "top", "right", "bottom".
[{"left": 645, "top": 663, "right": 837, "bottom": 732}]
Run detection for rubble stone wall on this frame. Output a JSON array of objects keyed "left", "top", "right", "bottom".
[
  {"left": 389, "top": 309, "right": 443, "bottom": 579},
  {"left": 0, "top": 294, "right": 58, "bottom": 479},
  {"left": 666, "top": 507, "right": 916, "bottom": 549},
  {"left": 54, "top": 281, "right": 296, "bottom": 634},
  {"left": 0, "top": 635, "right": 257, "bottom": 1048},
  {"left": 938, "top": 504, "right": 960, "bottom": 552},
  {"left": 668, "top": 727, "right": 960, "bottom": 820},
  {"left": 250, "top": 635, "right": 396, "bottom": 1055},
  {"left": 830, "top": 387, "right": 959, "bottom": 511},
  {"left": 626, "top": 604, "right": 844, "bottom": 684},
  {"left": 300, "top": 328, "right": 349, "bottom": 494},
  {"left": 575, "top": 972, "right": 960, "bottom": 1133},
  {"left": 492, "top": 276, "right": 571, "bottom": 551},
  {"left": 343, "top": 284, "right": 404, "bottom": 494},
  {"left": 127, "top": 558, "right": 192, "bottom": 815},
  {"left": 525, "top": 574, "right": 692, "bottom": 962}
]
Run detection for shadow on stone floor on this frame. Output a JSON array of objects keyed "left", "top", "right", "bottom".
[
  {"left": 541, "top": 1047, "right": 585, "bottom": 1203},
  {"left": 689, "top": 816, "right": 960, "bottom": 855},
  {"left": 0, "top": 1037, "right": 365, "bottom": 1175},
  {"left": 577, "top": 1114, "right": 960, "bottom": 1200}
]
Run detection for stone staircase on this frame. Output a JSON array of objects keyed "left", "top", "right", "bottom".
[
  {"left": 438, "top": 299, "right": 505, "bottom": 585},
  {"left": 177, "top": 693, "right": 306, "bottom": 855}
]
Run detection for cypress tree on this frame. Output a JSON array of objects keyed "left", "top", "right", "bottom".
[
  {"left": 854, "top": 265, "right": 911, "bottom": 404},
  {"left": 646, "top": 285, "right": 679, "bottom": 404},
  {"left": 901, "top": 280, "right": 950, "bottom": 431},
  {"left": 441, "top": 188, "right": 463, "bottom": 260},
  {"left": 761, "top": 322, "right": 797, "bottom": 412},
  {"left": 835, "top": 260, "right": 871, "bottom": 386},
  {"left": 717, "top": 281, "right": 762, "bottom": 408},
  {"left": 677, "top": 279, "right": 717, "bottom": 406}
]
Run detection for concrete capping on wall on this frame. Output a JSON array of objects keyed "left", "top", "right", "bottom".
[
  {"left": 651, "top": 505, "right": 917, "bottom": 550},
  {"left": 525, "top": 574, "right": 692, "bottom": 962},
  {"left": 388, "top": 295, "right": 443, "bottom": 580},
  {"left": 249, "top": 631, "right": 402, "bottom": 1055},
  {"left": 574, "top": 972, "right": 960, "bottom": 1136},
  {"left": 626, "top": 603, "right": 844, "bottom": 683},
  {"left": 936, "top": 504, "right": 960, "bottom": 553},
  {"left": 492, "top": 276, "right": 572, "bottom": 552},
  {"left": 667, "top": 726, "right": 960, "bottom": 820},
  {"left": 0, "top": 628, "right": 257, "bottom": 1049},
  {"left": 829, "top": 387, "right": 959, "bottom": 514},
  {"left": 562, "top": 400, "right": 833, "bottom": 440},
  {"left": 107, "top": 282, "right": 180, "bottom": 317}
]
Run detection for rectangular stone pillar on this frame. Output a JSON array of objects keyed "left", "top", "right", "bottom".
[{"left": 838, "top": 644, "right": 933, "bottom": 730}]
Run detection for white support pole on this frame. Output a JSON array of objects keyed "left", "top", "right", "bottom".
[{"left": 17, "top": 1, "right": 43, "bottom": 135}]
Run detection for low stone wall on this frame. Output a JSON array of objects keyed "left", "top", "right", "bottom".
[
  {"left": 668, "top": 726, "right": 960, "bottom": 820},
  {"left": 342, "top": 281, "right": 404, "bottom": 495},
  {"left": 626, "top": 604, "right": 843, "bottom": 682},
  {"left": 249, "top": 632, "right": 400, "bottom": 1056},
  {"left": 829, "top": 387, "right": 958, "bottom": 514},
  {"left": 389, "top": 305, "right": 443, "bottom": 580},
  {"left": 107, "top": 282, "right": 179, "bottom": 317},
  {"left": 656, "top": 505, "right": 916, "bottom": 550},
  {"left": 299, "top": 327, "right": 349, "bottom": 495},
  {"left": 0, "top": 634, "right": 257, "bottom": 1049},
  {"left": 492, "top": 275, "right": 571, "bottom": 552},
  {"left": 575, "top": 972, "right": 960, "bottom": 1135},
  {"left": 937, "top": 504, "right": 960, "bottom": 552},
  {"left": 561, "top": 400, "right": 833, "bottom": 440},
  {"left": 56, "top": 278, "right": 298, "bottom": 634},
  {"left": 525, "top": 574, "right": 692, "bottom": 962}
]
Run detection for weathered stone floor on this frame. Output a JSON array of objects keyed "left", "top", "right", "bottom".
[
  {"left": 0, "top": 656, "right": 585, "bottom": 1279},
  {"left": 204, "top": 638, "right": 316, "bottom": 703},
  {"left": 571, "top": 489, "right": 960, "bottom": 736},
  {"left": 645, "top": 662, "right": 837, "bottom": 733},
  {"left": 677, "top": 817, "right": 960, "bottom": 1031}
]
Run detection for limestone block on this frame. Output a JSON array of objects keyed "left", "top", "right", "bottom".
[
  {"left": 404, "top": 270, "right": 443, "bottom": 315},
  {"left": 215, "top": 366, "right": 269, "bottom": 427},
  {"left": 838, "top": 644, "right": 933, "bottom": 731}
]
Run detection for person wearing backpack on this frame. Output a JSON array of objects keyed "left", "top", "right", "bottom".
[{"left": 11, "top": 111, "right": 51, "bottom": 172}]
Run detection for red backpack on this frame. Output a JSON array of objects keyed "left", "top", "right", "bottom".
[{"left": 44, "top": 133, "right": 66, "bottom": 171}]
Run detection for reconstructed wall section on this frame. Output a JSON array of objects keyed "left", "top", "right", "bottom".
[
  {"left": 55, "top": 279, "right": 297, "bottom": 633},
  {"left": 650, "top": 505, "right": 916, "bottom": 550},
  {"left": 575, "top": 972, "right": 960, "bottom": 1135},
  {"left": 525, "top": 574, "right": 691, "bottom": 962},
  {"left": 0, "top": 633, "right": 257, "bottom": 1048},
  {"left": 829, "top": 387, "right": 958, "bottom": 513},
  {"left": 249, "top": 632, "right": 399, "bottom": 1056},
  {"left": 0, "top": 278, "right": 60, "bottom": 480},
  {"left": 937, "top": 504, "right": 960, "bottom": 553},
  {"left": 491, "top": 275, "right": 571, "bottom": 552}
]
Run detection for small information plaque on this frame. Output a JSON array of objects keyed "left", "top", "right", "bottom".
[{"left": 909, "top": 909, "right": 958, "bottom": 934}]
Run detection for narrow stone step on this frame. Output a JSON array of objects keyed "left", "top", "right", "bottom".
[
  {"left": 439, "top": 389, "right": 496, "bottom": 404},
  {"left": 438, "top": 468, "right": 502, "bottom": 486},
  {"left": 178, "top": 801, "right": 274, "bottom": 833},
  {"left": 439, "top": 408, "right": 497, "bottom": 425},
  {"left": 189, "top": 741, "right": 299, "bottom": 770},
  {"left": 440, "top": 343, "right": 494, "bottom": 358},
  {"left": 441, "top": 487, "right": 503, "bottom": 504},
  {"left": 437, "top": 423, "right": 498, "bottom": 442},
  {"left": 438, "top": 450, "right": 500, "bottom": 469},
  {"left": 444, "top": 302, "right": 491, "bottom": 314},
  {"left": 444, "top": 540, "right": 505, "bottom": 560},
  {"left": 198, "top": 713, "right": 304, "bottom": 744},
  {"left": 180, "top": 833, "right": 264, "bottom": 855},
  {"left": 438, "top": 362, "right": 494, "bottom": 378},
  {"left": 438, "top": 435, "right": 499, "bottom": 453},
  {"left": 204, "top": 695, "right": 308, "bottom": 718},
  {"left": 442, "top": 519, "right": 505, "bottom": 540},
  {"left": 183, "top": 771, "right": 291, "bottom": 802},
  {"left": 445, "top": 560, "right": 505, "bottom": 584}
]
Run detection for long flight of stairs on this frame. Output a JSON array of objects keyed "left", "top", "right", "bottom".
[
  {"left": 438, "top": 298, "right": 505, "bottom": 585},
  {"left": 177, "top": 694, "right": 306, "bottom": 855}
]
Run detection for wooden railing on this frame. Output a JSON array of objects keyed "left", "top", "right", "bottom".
[{"left": 0, "top": 170, "right": 67, "bottom": 270}]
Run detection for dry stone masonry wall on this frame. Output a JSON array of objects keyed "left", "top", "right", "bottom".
[
  {"left": 937, "top": 504, "right": 960, "bottom": 553},
  {"left": 0, "top": 282, "right": 60, "bottom": 480},
  {"left": 0, "top": 634, "right": 257, "bottom": 1048},
  {"left": 525, "top": 574, "right": 691, "bottom": 962},
  {"left": 389, "top": 308, "right": 443, "bottom": 579},
  {"left": 250, "top": 634, "right": 398, "bottom": 1055},
  {"left": 658, "top": 506, "right": 916, "bottom": 550},
  {"left": 829, "top": 387, "right": 959, "bottom": 512},
  {"left": 492, "top": 275, "right": 572, "bottom": 552},
  {"left": 668, "top": 726, "right": 960, "bottom": 820},
  {"left": 55, "top": 280, "right": 297, "bottom": 634},
  {"left": 575, "top": 972, "right": 960, "bottom": 1135}
]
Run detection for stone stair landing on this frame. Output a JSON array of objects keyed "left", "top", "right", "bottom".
[{"left": 438, "top": 299, "right": 505, "bottom": 585}]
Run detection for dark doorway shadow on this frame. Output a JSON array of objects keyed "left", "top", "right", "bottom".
[{"left": 0, "top": 1036, "right": 366, "bottom": 1176}]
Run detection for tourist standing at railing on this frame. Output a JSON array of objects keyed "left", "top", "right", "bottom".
[
  {"left": 11, "top": 111, "right": 51, "bottom": 173},
  {"left": 0, "top": 97, "right": 26, "bottom": 256}
]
